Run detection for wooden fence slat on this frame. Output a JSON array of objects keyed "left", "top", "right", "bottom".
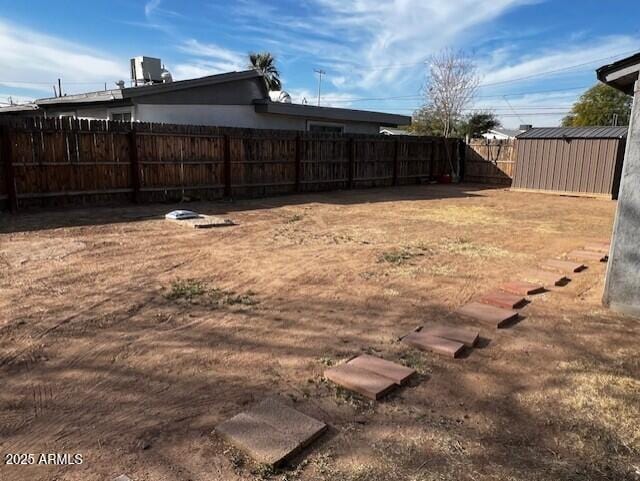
[
  {"left": 348, "top": 137, "right": 355, "bottom": 189},
  {"left": 1, "top": 126, "right": 18, "bottom": 212},
  {"left": 129, "top": 127, "right": 140, "bottom": 203},
  {"left": 223, "top": 134, "right": 231, "bottom": 197},
  {"left": 0, "top": 120, "right": 457, "bottom": 210},
  {"left": 464, "top": 139, "right": 515, "bottom": 186}
]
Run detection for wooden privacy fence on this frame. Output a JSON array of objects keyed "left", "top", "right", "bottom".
[
  {"left": 0, "top": 118, "right": 458, "bottom": 211},
  {"left": 463, "top": 139, "right": 515, "bottom": 186}
]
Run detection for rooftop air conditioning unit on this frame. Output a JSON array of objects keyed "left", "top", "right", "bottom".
[{"left": 130, "top": 56, "right": 163, "bottom": 86}]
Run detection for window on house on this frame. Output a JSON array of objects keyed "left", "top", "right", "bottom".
[
  {"left": 307, "top": 122, "right": 344, "bottom": 133},
  {"left": 111, "top": 112, "right": 132, "bottom": 122}
]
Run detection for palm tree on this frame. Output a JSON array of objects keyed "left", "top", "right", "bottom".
[{"left": 248, "top": 52, "right": 282, "bottom": 91}]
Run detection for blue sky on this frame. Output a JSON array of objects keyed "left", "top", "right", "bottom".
[{"left": 0, "top": 0, "right": 639, "bottom": 127}]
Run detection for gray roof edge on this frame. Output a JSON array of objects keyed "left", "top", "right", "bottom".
[
  {"left": 0, "top": 103, "right": 40, "bottom": 112},
  {"left": 35, "top": 70, "right": 266, "bottom": 106},
  {"left": 516, "top": 126, "right": 628, "bottom": 139},
  {"left": 597, "top": 52, "right": 640, "bottom": 80},
  {"left": 123, "top": 69, "right": 265, "bottom": 99},
  {"left": 596, "top": 52, "right": 640, "bottom": 94},
  {"left": 254, "top": 100, "right": 411, "bottom": 126}
]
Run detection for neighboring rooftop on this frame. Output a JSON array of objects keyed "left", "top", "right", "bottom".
[
  {"left": 516, "top": 126, "right": 628, "bottom": 140},
  {"left": 252, "top": 100, "right": 409, "bottom": 127},
  {"left": 489, "top": 128, "right": 522, "bottom": 138},
  {"left": 380, "top": 127, "right": 416, "bottom": 136},
  {"left": 35, "top": 70, "right": 266, "bottom": 106},
  {"left": 596, "top": 52, "right": 640, "bottom": 95},
  {"left": 0, "top": 103, "right": 40, "bottom": 113}
]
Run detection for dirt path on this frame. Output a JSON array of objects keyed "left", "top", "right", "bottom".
[{"left": 0, "top": 184, "right": 638, "bottom": 481}]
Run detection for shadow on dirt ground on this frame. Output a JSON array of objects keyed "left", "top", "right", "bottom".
[
  {"left": 0, "top": 183, "right": 500, "bottom": 234},
  {"left": 0, "top": 184, "right": 636, "bottom": 481}
]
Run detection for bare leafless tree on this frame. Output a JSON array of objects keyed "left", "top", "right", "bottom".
[{"left": 423, "top": 49, "right": 479, "bottom": 138}]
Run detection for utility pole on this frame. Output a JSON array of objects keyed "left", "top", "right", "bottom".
[
  {"left": 314, "top": 69, "right": 325, "bottom": 106},
  {"left": 58, "top": 78, "right": 63, "bottom": 97}
]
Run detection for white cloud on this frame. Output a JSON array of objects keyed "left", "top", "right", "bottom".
[
  {"left": 0, "top": 19, "right": 128, "bottom": 98},
  {"left": 232, "top": 0, "right": 538, "bottom": 91},
  {"left": 173, "top": 39, "right": 246, "bottom": 79},
  {"left": 480, "top": 35, "right": 640, "bottom": 86},
  {"left": 471, "top": 34, "right": 640, "bottom": 126},
  {"left": 285, "top": 88, "right": 359, "bottom": 108},
  {"left": 144, "top": 0, "right": 162, "bottom": 17}
]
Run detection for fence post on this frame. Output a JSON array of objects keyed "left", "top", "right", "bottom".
[
  {"left": 348, "top": 137, "right": 355, "bottom": 189},
  {"left": 393, "top": 138, "right": 400, "bottom": 186},
  {"left": 1, "top": 125, "right": 18, "bottom": 213},
  {"left": 223, "top": 134, "right": 232, "bottom": 198},
  {"left": 295, "top": 133, "right": 302, "bottom": 193},
  {"left": 128, "top": 126, "right": 140, "bottom": 203}
]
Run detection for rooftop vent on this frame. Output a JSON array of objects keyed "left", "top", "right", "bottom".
[
  {"left": 269, "top": 90, "right": 292, "bottom": 103},
  {"left": 130, "top": 56, "right": 163, "bottom": 86}
]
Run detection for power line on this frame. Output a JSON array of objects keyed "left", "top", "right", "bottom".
[
  {"left": 478, "top": 48, "right": 640, "bottom": 87},
  {"left": 319, "top": 85, "right": 591, "bottom": 104},
  {"left": 502, "top": 96, "right": 525, "bottom": 124},
  {"left": 0, "top": 79, "right": 114, "bottom": 85}
]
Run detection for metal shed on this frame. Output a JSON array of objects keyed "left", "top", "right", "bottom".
[{"left": 512, "top": 126, "right": 628, "bottom": 199}]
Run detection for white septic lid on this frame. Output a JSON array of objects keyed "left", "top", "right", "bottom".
[{"left": 165, "top": 210, "right": 200, "bottom": 220}]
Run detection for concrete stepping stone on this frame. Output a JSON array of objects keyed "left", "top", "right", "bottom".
[
  {"left": 568, "top": 249, "right": 608, "bottom": 262},
  {"left": 499, "top": 281, "right": 545, "bottom": 296},
  {"left": 584, "top": 242, "right": 610, "bottom": 253},
  {"left": 402, "top": 331, "right": 465, "bottom": 358},
  {"left": 347, "top": 354, "right": 415, "bottom": 385},
  {"left": 324, "top": 363, "right": 398, "bottom": 400},
  {"left": 478, "top": 290, "right": 527, "bottom": 310},
  {"left": 522, "top": 269, "right": 570, "bottom": 287},
  {"left": 216, "top": 398, "right": 327, "bottom": 467},
  {"left": 420, "top": 325, "right": 479, "bottom": 348},
  {"left": 541, "top": 259, "right": 587, "bottom": 273},
  {"left": 456, "top": 301, "right": 519, "bottom": 328}
]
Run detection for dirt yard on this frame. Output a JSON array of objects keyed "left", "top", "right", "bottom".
[{"left": 0, "top": 184, "right": 638, "bottom": 481}]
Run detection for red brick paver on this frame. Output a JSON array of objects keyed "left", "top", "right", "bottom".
[
  {"left": 347, "top": 354, "right": 415, "bottom": 385},
  {"left": 499, "top": 281, "right": 545, "bottom": 296},
  {"left": 216, "top": 398, "right": 327, "bottom": 467},
  {"left": 478, "top": 290, "right": 527, "bottom": 310},
  {"left": 568, "top": 250, "right": 608, "bottom": 262},
  {"left": 402, "top": 331, "right": 465, "bottom": 358},
  {"left": 522, "top": 269, "right": 570, "bottom": 287},
  {"left": 420, "top": 325, "right": 479, "bottom": 347},
  {"left": 541, "top": 259, "right": 587, "bottom": 273},
  {"left": 324, "top": 363, "right": 398, "bottom": 400},
  {"left": 456, "top": 301, "right": 519, "bottom": 328}
]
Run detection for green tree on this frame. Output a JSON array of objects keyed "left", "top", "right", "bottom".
[
  {"left": 407, "top": 106, "right": 445, "bottom": 135},
  {"left": 562, "top": 83, "right": 631, "bottom": 127},
  {"left": 456, "top": 111, "right": 501, "bottom": 139},
  {"left": 248, "top": 52, "right": 282, "bottom": 91}
]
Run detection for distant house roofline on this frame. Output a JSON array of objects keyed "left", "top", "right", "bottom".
[
  {"left": 0, "top": 103, "right": 39, "bottom": 113},
  {"left": 253, "top": 99, "right": 411, "bottom": 127},
  {"left": 596, "top": 52, "right": 640, "bottom": 95},
  {"left": 484, "top": 128, "right": 521, "bottom": 138}
]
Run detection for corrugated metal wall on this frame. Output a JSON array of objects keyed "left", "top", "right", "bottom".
[{"left": 512, "top": 137, "right": 625, "bottom": 198}]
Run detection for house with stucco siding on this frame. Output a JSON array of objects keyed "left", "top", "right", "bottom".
[{"left": 0, "top": 68, "right": 409, "bottom": 134}]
